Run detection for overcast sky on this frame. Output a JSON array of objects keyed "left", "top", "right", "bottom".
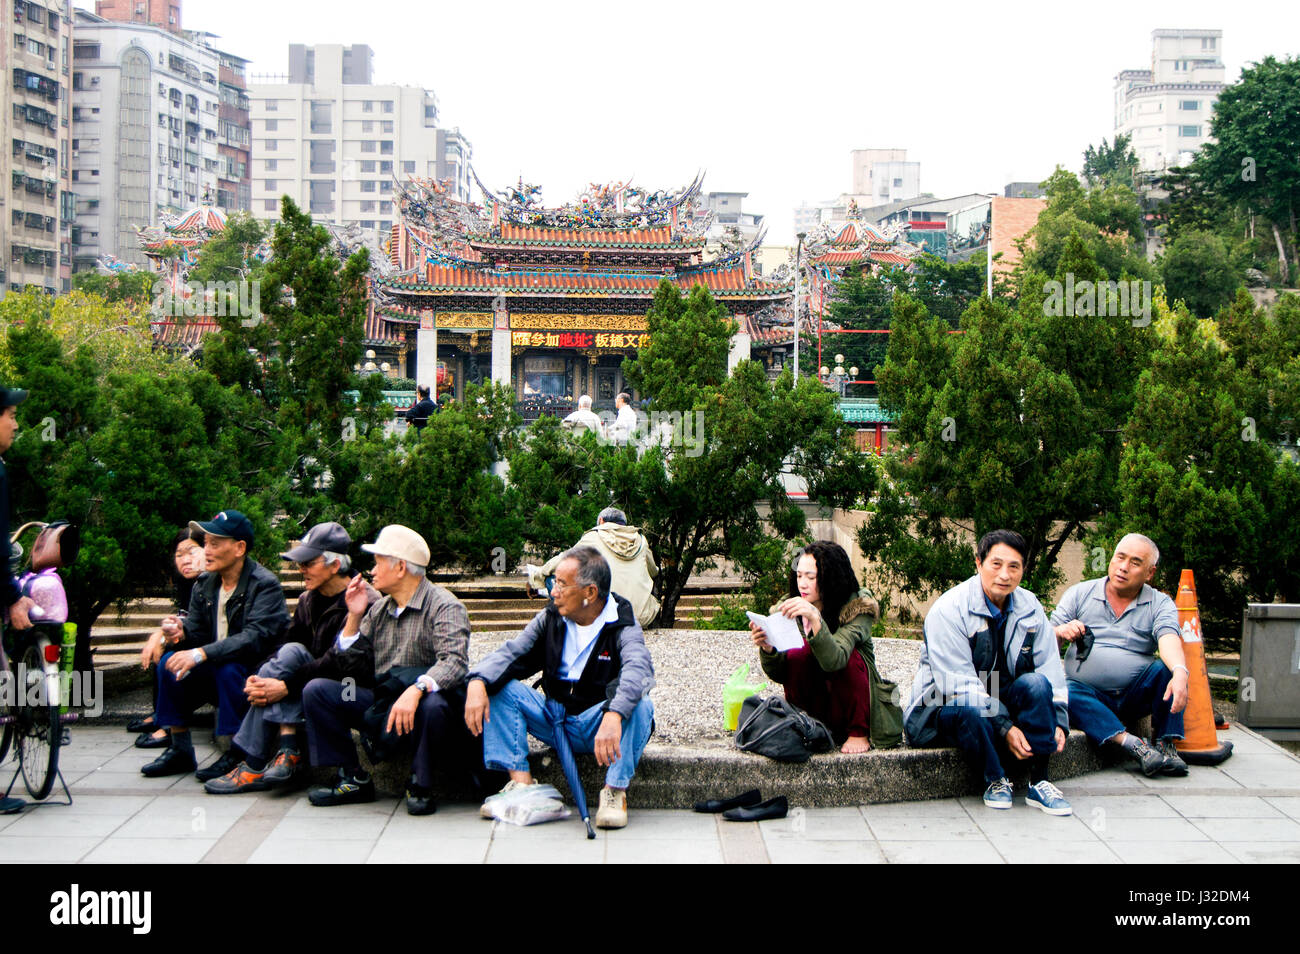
[{"left": 78, "top": 0, "right": 1300, "bottom": 242}]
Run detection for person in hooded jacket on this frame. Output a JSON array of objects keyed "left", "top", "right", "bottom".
[{"left": 529, "top": 507, "right": 659, "bottom": 628}]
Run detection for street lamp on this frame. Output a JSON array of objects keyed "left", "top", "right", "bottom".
[{"left": 821, "top": 354, "right": 858, "bottom": 397}]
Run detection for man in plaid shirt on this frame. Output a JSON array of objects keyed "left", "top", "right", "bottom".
[{"left": 302, "top": 525, "right": 469, "bottom": 815}]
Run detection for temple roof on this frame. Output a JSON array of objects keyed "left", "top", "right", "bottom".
[
  {"left": 471, "top": 224, "right": 704, "bottom": 249},
  {"left": 173, "top": 204, "right": 228, "bottom": 235},
  {"left": 377, "top": 261, "right": 790, "bottom": 298}
]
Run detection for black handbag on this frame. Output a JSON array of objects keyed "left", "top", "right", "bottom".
[{"left": 734, "top": 694, "right": 834, "bottom": 762}]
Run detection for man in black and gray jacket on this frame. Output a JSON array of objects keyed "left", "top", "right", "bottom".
[
  {"left": 141, "top": 509, "right": 289, "bottom": 781},
  {"left": 464, "top": 545, "right": 655, "bottom": 830}
]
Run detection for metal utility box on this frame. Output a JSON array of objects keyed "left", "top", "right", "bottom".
[{"left": 1239, "top": 603, "right": 1300, "bottom": 734}]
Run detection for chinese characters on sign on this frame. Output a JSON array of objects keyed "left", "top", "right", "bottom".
[{"left": 510, "top": 331, "right": 651, "bottom": 349}]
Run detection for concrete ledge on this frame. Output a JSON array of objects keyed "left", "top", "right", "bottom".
[{"left": 357, "top": 730, "right": 1107, "bottom": 807}]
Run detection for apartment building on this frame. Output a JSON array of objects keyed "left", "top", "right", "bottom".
[
  {"left": 3, "top": 0, "right": 74, "bottom": 297},
  {"left": 248, "top": 43, "right": 472, "bottom": 236},
  {"left": 1114, "top": 28, "right": 1226, "bottom": 172}
]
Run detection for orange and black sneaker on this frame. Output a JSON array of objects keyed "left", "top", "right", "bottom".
[
  {"left": 262, "top": 748, "right": 303, "bottom": 787},
  {"left": 203, "top": 761, "right": 269, "bottom": 795}
]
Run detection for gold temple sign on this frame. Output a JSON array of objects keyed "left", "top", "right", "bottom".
[
  {"left": 509, "top": 314, "right": 648, "bottom": 332},
  {"left": 434, "top": 311, "right": 494, "bottom": 329},
  {"left": 512, "top": 331, "right": 650, "bottom": 349}
]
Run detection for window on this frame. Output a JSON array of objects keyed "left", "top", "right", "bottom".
[
  {"left": 382, "top": 101, "right": 393, "bottom": 113},
  {"left": 265, "top": 119, "right": 278, "bottom": 131},
  {"left": 360, "top": 201, "right": 375, "bottom": 212},
  {"left": 362, "top": 121, "right": 373, "bottom": 133},
  {"left": 27, "top": 3, "right": 41, "bottom": 23},
  {"left": 360, "top": 180, "right": 376, "bottom": 193},
  {"left": 263, "top": 199, "right": 278, "bottom": 211},
  {"left": 402, "top": 161, "right": 415, "bottom": 174},
  {"left": 265, "top": 139, "right": 277, "bottom": 151},
  {"left": 265, "top": 99, "right": 278, "bottom": 111},
  {"left": 379, "top": 161, "right": 392, "bottom": 174},
  {"left": 381, "top": 121, "right": 393, "bottom": 134},
  {"left": 1180, "top": 100, "right": 1200, "bottom": 111},
  {"left": 380, "top": 141, "right": 393, "bottom": 155},
  {"left": 48, "top": 10, "right": 58, "bottom": 30},
  {"left": 362, "top": 100, "right": 374, "bottom": 112},
  {"left": 264, "top": 159, "right": 277, "bottom": 171},
  {"left": 1202, "top": 37, "right": 1216, "bottom": 50},
  {"left": 1179, "top": 125, "right": 1201, "bottom": 137},
  {"left": 380, "top": 181, "right": 391, "bottom": 194},
  {"left": 360, "top": 220, "right": 375, "bottom": 229},
  {"left": 379, "top": 201, "right": 392, "bottom": 214},
  {"left": 360, "top": 161, "right": 376, "bottom": 173},
  {"left": 264, "top": 180, "right": 276, "bottom": 190},
  {"left": 360, "top": 140, "right": 376, "bottom": 153}
]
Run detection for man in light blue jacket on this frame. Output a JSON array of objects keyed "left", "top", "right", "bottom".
[{"left": 905, "top": 530, "right": 1072, "bottom": 815}]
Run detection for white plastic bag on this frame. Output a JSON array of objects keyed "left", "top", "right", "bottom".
[{"left": 489, "top": 783, "right": 573, "bottom": 826}]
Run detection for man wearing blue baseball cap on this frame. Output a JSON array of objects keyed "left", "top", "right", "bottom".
[
  {"left": 0, "top": 385, "right": 37, "bottom": 814},
  {"left": 141, "top": 509, "right": 290, "bottom": 780}
]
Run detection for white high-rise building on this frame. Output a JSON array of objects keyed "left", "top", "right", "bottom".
[
  {"left": 69, "top": 8, "right": 225, "bottom": 268},
  {"left": 850, "top": 148, "right": 921, "bottom": 205},
  {"left": 248, "top": 44, "right": 472, "bottom": 237},
  {"left": 1114, "top": 29, "right": 1226, "bottom": 172}
]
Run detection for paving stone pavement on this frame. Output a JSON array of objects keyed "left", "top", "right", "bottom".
[{"left": 2, "top": 724, "right": 1298, "bottom": 864}]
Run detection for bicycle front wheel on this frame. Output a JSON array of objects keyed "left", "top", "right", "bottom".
[{"left": 17, "top": 639, "right": 59, "bottom": 800}]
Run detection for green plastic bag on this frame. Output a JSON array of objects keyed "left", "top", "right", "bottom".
[{"left": 722, "top": 663, "right": 767, "bottom": 731}]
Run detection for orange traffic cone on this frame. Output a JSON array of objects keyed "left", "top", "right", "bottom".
[{"left": 1172, "top": 570, "right": 1233, "bottom": 766}]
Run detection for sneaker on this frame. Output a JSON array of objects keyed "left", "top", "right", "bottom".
[
  {"left": 0, "top": 796, "right": 26, "bottom": 814},
  {"left": 141, "top": 746, "right": 197, "bottom": 778},
  {"left": 1155, "top": 738, "right": 1190, "bottom": 777},
  {"left": 1127, "top": 737, "right": 1171, "bottom": 777},
  {"left": 405, "top": 779, "right": 437, "bottom": 816},
  {"left": 262, "top": 748, "right": 303, "bottom": 787},
  {"left": 307, "top": 770, "right": 375, "bottom": 807},
  {"left": 479, "top": 779, "right": 535, "bottom": 819},
  {"left": 195, "top": 750, "right": 242, "bottom": 783},
  {"left": 982, "top": 777, "right": 1014, "bottom": 810},
  {"left": 1025, "top": 780, "right": 1073, "bottom": 816},
  {"left": 595, "top": 786, "right": 627, "bottom": 829},
  {"left": 203, "top": 761, "right": 269, "bottom": 794}
]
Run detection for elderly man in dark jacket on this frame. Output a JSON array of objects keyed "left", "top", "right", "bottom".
[
  {"left": 465, "top": 545, "right": 655, "bottom": 830},
  {"left": 141, "top": 510, "right": 289, "bottom": 780},
  {"left": 205, "top": 521, "right": 379, "bottom": 794}
]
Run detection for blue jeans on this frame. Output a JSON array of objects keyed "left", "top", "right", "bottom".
[
  {"left": 1068, "top": 660, "right": 1185, "bottom": 746},
  {"left": 232, "top": 642, "right": 315, "bottom": 759},
  {"left": 482, "top": 679, "right": 654, "bottom": 789},
  {"left": 155, "top": 651, "right": 250, "bottom": 737},
  {"left": 936, "top": 672, "right": 1058, "bottom": 785}
]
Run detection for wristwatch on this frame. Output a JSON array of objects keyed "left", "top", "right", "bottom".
[
  {"left": 191, "top": 649, "right": 204, "bottom": 665},
  {"left": 415, "top": 675, "right": 436, "bottom": 695}
]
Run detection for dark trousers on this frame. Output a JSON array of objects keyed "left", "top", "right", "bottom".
[
  {"left": 781, "top": 644, "right": 871, "bottom": 743},
  {"left": 302, "top": 678, "right": 463, "bottom": 788},
  {"left": 937, "top": 672, "right": 1058, "bottom": 785},
  {"left": 155, "top": 651, "right": 250, "bottom": 737},
  {"left": 1068, "top": 660, "right": 1186, "bottom": 746}
]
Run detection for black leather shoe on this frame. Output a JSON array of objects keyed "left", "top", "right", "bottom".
[
  {"left": 135, "top": 730, "right": 170, "bottom": 749},
  {"left": 195, "top": 751, "right": 242, "bottom": 783},
  {"left": 723, "top": 796, "right": 789, "bottom": 822},
  {"left": 141, "top": 746, "right": 197, "bottom": 778},
  {"left": 126, "top": 716, "right": 158, "bottom": 734},
  {"left": 693, "top": 788, "right": 762, "bottom": 814},
  {"left": 406, "top": 781, "right": 437, "bottom": 816}
]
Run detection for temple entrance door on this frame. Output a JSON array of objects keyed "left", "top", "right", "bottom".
[{"left": 595, "top": 368, "right": 617, "bottom": 412}]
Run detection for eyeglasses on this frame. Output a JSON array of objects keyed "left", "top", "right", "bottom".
[{"left": 295, "top": 557, "right": 322, "bottom": 571}]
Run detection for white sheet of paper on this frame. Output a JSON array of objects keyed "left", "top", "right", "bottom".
[{"left": 746, "top": 611, "right": 805, "bottom": 652}]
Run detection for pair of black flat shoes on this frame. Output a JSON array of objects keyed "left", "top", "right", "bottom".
[
  {"left": 127, "top": 717, "right": 169, "bottom": 749},
  {"left": 692, "top": 789, "right": 788, "bottom": 821}
]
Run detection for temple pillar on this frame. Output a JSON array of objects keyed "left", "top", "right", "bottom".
[
  {"left": 416, "top": 313, "right": 438, "bottom": 390},
  {"left": 491, "top": 326, "right": 512, "bottom": 388},
  {"left": 728, "top": 331, "right": 751, "bottom": 374}
]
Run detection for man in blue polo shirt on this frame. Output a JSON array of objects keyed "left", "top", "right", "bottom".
[{"left": 1051, "top": 533, "right": 1189, "bottom": 777}]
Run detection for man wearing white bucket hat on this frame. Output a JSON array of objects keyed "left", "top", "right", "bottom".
[{"left": 302, "top": 525, "right": 470, "bottom": 815}]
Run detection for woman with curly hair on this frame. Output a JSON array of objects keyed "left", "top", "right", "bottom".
[{"left": 749, "top": 541, "right": 888, "bottom": 753}]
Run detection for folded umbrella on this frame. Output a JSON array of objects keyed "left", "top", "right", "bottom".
[{"left": 543, "top": 696, "right": 596, "bottom": 839}]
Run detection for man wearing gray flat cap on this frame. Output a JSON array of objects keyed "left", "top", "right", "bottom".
[
  {"left": 205, "top": 521, "right": 381, "bottom": 794},
  {"left": 302, "top": 525, "right": 471, "bottom": 815}
]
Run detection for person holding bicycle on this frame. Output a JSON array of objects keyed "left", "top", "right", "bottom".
[{"left": 0, "top": 385, "right": 38, "bottom": 813}]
